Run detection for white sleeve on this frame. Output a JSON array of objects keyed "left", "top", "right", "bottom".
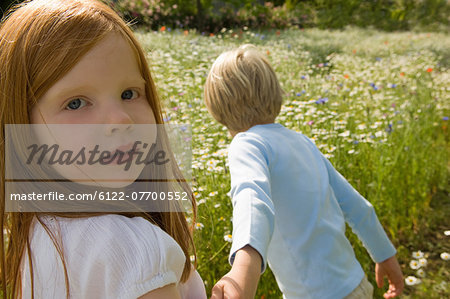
[{"left": 227, "top": 133, "right": 275, "bottom": 273}]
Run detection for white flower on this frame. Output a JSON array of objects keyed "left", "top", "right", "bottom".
[
  {"left": 213, "top": 166, "right": 224, "bottom": 172},
  {"left": 224, "top": 234, "right": 232, "bottom": 242},
  {"left": 444, "top": 230, "right": 450, "bottom": 236},
  {"left": 214, "top": 203, "right": 221, "bottom": 208},
  {"left": 405, "top": 276, "right": 421, "bottom": 286},
  {"left": 418, "top": 258, "right": 427, "bottom": 267},
  {"left": 440, "top": 252, "right": 449, "bottom": 261},
  {"left": 338, "top": 130, "right": 350, "bottom": 137},
  {"left": 412, "top": 250, "right": 424, "bottom": 259},
  {"left": 375, "top": 131, "right": 383, "bottom": 138},
  {"left": 209, "top": 191, "right": 218, "bottom": 197},
  {"left": 357, "top": 124, "right": 366, "bottom": 130},
  {"left": 416, "top": 269, "right": 425, "bottom": 278},
  {"left": 195, "top": 222, "right": 204, "bottom": 230},
  {"left": 409, "top": 260, "right": 420, "bottom": 270},
  {"left": 190, "top": 255, "right": 195, "bottom": 263},
  {"left": 206, "top": 159, "right": 217, "bottom": 167}
]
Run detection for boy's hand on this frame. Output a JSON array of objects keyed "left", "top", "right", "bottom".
[
  {"left": 210, "top": 245, "right": 262, "bottom": 299},
  {"left": 375, "top": 255, "right": 404, "bottom": 298},
  {"left": 210, "top": 269, "right": 245, "bottom": 299}
]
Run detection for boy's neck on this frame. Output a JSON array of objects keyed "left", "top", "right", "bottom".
[{"left": 229, "top": 120, "right": 275, "bottom": 137}]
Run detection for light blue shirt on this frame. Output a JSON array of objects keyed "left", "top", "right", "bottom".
[{"left": 228, "top": 123, "right": 396, "bottom": 299}]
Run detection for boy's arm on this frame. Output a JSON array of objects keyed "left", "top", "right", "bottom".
[
  {"left": 227, "top": 133, "right": 275, "bottom": 273},
  {"left": 211, "top": 245, "right": 262, "bottom": 299},
  {"left": 314, "top": 142, "right": 404, "bottom": 297},
  {"left": 210, "top": 133, "right": 274, "bottom": 298},
  {"left": 319, "top": 152, "right": 396, "bottom": 263}
]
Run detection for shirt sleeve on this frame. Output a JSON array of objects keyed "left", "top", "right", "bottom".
[
  {"left": 227, "top": 133, "right": 275, "bottom": 273},
  {"left": 72, "top": 215, "right": 186, "bottom": 299},
  {"left": 312, "top": 143, "right": 397, "bottom": 263}
]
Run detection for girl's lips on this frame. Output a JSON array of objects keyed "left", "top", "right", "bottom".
[{"left": 115, "top": 142, "right": 134, "bottom": 153}]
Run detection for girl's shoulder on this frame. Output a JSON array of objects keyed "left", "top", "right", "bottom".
[
  {"left": 25, "top": 214, "right": 186, "bottom": 298},
  {"left": 37, "top": 214, "right": 185, "bottom": 264}
]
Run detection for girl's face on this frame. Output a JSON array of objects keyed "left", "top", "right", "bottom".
[
  {"left": 31, "top": 32, "right": 154, "bottom": 125},
  {"left": 30, "top": 33, "right": 157, "bottom": 187}
]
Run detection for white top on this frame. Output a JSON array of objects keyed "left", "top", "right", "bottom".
[{"left": 20, "top": 214, "right": 206, "bottom": 299}]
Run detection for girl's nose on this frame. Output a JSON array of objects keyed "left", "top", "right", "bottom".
[{"left": 103, "top": 103, "right": 134, "bottom": 136}]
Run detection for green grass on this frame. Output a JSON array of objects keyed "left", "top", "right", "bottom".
[{"left": 137, "top": 26, "right": 450, "bottom": 298}]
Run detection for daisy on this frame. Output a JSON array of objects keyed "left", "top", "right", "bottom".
[
  {"left": 409, "top": 260, "right": 420, "bottom": 270},
  {"left": 418, "top": 258, "right": 427, "bottom": 267},
  {"left": 412, "top": 250, "right": 424, "bottom": 259},
  {"left": 416, "top": 269, "right": 425, "bottom": 278},
  {"left": 405, "top": 276, "right": 421, "bottom": 286},
  {"left": 224, "top": 234, "right": 233, "bottom": 242}
]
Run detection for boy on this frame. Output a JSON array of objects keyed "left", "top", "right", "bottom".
[{"left": 204, "top": 45, "right": 404, "bottom": 299}]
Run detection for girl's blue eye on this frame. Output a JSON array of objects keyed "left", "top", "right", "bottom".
[
  {"left": 65, "top": 98, "right": 86, "bottom": 110},
  {"left": 121, "top": 89, "right": 138, "bottom": 100}
]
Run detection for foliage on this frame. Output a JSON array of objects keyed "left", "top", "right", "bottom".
[
  {"left": 108, "top": 0, "right": 191, "bottom": 30},
  {"left": 111, "top": 0, "right": 449, "bottom": 32},
  {"left": 311, "top": 0, "right": 449, "bottom": 31},
  {"left": 236, "top": 2, "right": 300, "bottom": 29}
]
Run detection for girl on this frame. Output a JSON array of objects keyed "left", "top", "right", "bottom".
[{"left": 0, "top": 0, "right": 206, "bottom": 298}]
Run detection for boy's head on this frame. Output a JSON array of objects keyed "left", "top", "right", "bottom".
[{"left": 204, "top": 44, "right": 283, "bottom": 133}]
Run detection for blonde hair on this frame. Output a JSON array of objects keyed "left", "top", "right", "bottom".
[
  {"left": 0, "top": 0, "right": 196, "bottom": 298},
  {"left": 204, "top": 44, "right": 283, "bottom": 132}
]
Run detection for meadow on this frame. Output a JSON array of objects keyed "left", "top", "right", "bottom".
[{"left": 135, "top": 27, "right": 449, "bottom": 298}]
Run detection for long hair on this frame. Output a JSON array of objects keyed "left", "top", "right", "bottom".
[{"left": 0, "top": 0, "right": 196, "bottom": 298}]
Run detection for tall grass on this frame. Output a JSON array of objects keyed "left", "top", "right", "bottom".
[{"left": 137, "top": 26, "right": 449, "bottom": 298}]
